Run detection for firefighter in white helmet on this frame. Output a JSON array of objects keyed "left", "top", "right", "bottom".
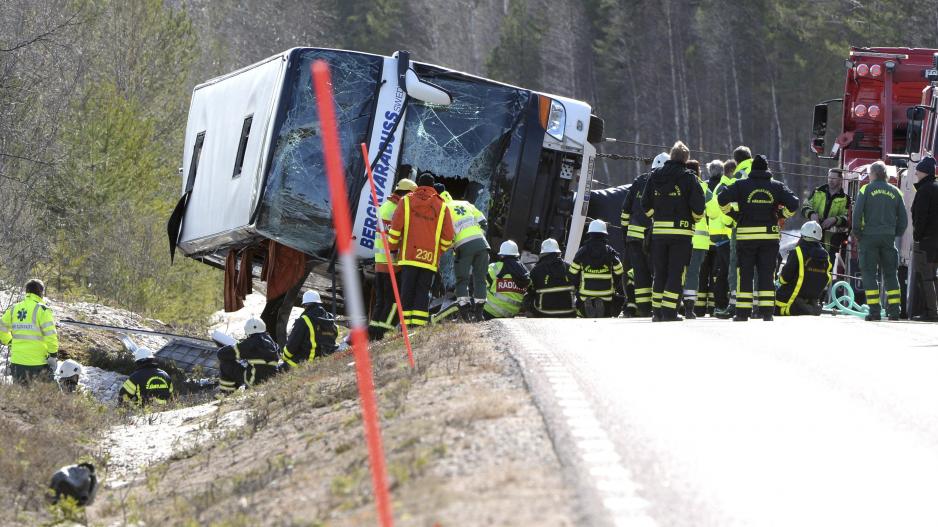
[
  {"left": 774, "top": 221, "right": 831, "bottom": 316},
  {"left": 282, "top": 290, "right": 339, "bottom": 368},
  {"left": 569, "top": 219, "right": 625, "bottom": 317},
  {"left": 216, "top": 317, "right": 280, "bottom": 397},
  {"left": 525, "top": 238, "right": 576, "bottom": 317},
  {"left": 54, "top": 359, "right": 83, "bottom": 394},
  {"left": 119, "top": 347, "right": 174, "bottom": 406},
  {"left": 619, "top": 153, "right": 667, "bottom": 317},
  {"left": 481, "top": 240, "right": 530, "bottom": 319}
]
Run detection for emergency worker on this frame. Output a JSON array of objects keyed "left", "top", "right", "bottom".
[
  {"left": 852, "top": 161, "right": 907, "bottom": 321},
  {"left": 217, "top": 318, "right": 280, "bottom": 397},
  {"left": 482, "top": 240, "right": 530, "bottom": 319},
  {"left": 775, "top": 221, "right": 831, "bottom": 316},
  {"left": 54, "top": 359, "right": 83, "bottom": 394},
  {"left": 570, "top": 220, "right": 626, "bottom": 317},
  {"left": 0, "top": 279, "right": 58, "bottom": 383},
  {"left": 641, "top": 142, "right": 706, "bottom": 321},
  {"left": 682, "top": 160, "right": 713, "bottom": 318},
  {"left": 717, "top": 154, "right": 799, "bottom": 321},
  {"left": 441, "top": 189, "right": 490, "bottom": 322},
  {"left": 911, "top": 156, "right": 938, "bottom": 321},
  {"left": 621, "top": 152, "right": 667, "bottom": 316},
  {"left": 119, "top": 347, "right": 174, "bottom": 406},
  {"left": 722, "top": 148, "right": 753, "bottom": 318},
  {"left": 525, "top": 238, "right": 575, "bottom": 317},
  {"left": 387, "top": 172, "right": 455, "bottom": 328},
  {"left": 802, "top": 169, "right": 851, "bottom": 265},
  {"left": 282, "top": 290, "right": 338, "bottom": 368},
  {"left": 712, "top": 160, "right": 737, "bottom": 318},
  {"left": 369, "top": 177, "right": 416, "bottom": 339}
]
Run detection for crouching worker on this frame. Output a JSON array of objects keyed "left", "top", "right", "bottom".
[
  {"left": 525, "top": 238, "right": 575, "bottom": 317},
  {"left": 775, "top": 221, "right": 831, "bottom": 316},
  {"left": 570, "top": 220, "right": 625, "bottom": 318},
  {"left": 217, "top": 318, "right": 280, "bottom": 397},
  {"left": 55, "top": 359, "right": 84, "bottom": 394},
  {"left": 119, "top": 348, "right": 173, "bottom": 406},
  {"left": 482, "top": 240, "right": 530, "bottom": 319},
  {"left": 282, "top": 290, "right": 339, "bottom": 369}
]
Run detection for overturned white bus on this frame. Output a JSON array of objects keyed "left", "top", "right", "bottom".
[{"left": 167, "top": 47, "right": 603, "bottom": 337}]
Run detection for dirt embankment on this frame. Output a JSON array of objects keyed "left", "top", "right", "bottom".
[{"left": 88, "top": 323, "right": 578, "bottom": 526}]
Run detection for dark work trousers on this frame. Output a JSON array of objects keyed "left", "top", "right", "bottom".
[
  {"left": 369, "top": 270, "right": 400, "bottom": 338},
  {"left": 859, "top": 235, "right": 901, "bottom": 317},
  {"left": 651, "top": 236, "right": 692, "bottom": 318},
  {"left": 736, "top": 240, "right": 779, "bottom": 318},
  {"left": 626, "top": 241, "right": 653, "bottom": 312},
  {"left": 454, "top": 238, "right": 490, "bottom": 302},
  {"left": 10, "top": 364, "right": 52, "bottom": 384},
  {"left": 398, "top": 265, "right": 435, "bottom": 327},
  {"left": 914, "top": 245, "right": 938, "bottom": 317},
  {"left": 711, "top": 243, "right": 731, "bottom": 310},
  {"left": 218, "top": 360, "right": 247, "bottom": 395}
]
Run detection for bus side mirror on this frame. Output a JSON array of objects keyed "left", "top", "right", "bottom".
[
  {"left": 811, "top": 103, "right": 829, "bottom": 157},
  {"left": 404, "top": 69, "right": 451, "bottom": 106},
  {"left": 906, "top": 105, "right": 927, "bottom": 156}
]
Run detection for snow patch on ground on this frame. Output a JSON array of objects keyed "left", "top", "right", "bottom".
[
  {"left": 209, "top": 291, "right": 304, "bottom": 340},
  {"left": 103, "top": 401, "right": 249, "bottom": 487},
  {"left": 80, "top": 366, "right": 127, "bottom": 405}
]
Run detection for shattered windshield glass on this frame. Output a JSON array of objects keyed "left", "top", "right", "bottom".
[
  {"left": 400, "top": 67, "right": 530, "bottom": 219},
  {"left": 255, "top": 49, "right": 381, "bottom": 258}
]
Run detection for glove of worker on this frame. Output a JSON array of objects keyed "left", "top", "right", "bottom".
[
  {"left": 47, "top": 355, "right": 58, "bottom": 372},
  {"left": 821, "top": 217, "right": 837, "bottom": 230}
]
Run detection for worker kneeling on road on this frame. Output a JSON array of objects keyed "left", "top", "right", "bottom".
[
  {"left": 282, "top": 290, "right": 338, "bottom": 369},
  {"left": 1, "top": 278, "right": 59, "bottom": 383},
  {"left": 569, "top": 219, "right": 625, "bottom": 318},
  {"left": 217, "top": 318, "right": 280, "bottom": 397},
  {"left": 525, "top": 238, "right": 576, "bottom": 317},
  {"left": 775, "top": 221, "right": 831, "bottom": 316},
  {"left": 482, "top": 240, "right": 530, "bottom": 319},
  {"left": 119, "top": 347, "right": 174, "bottom": 406}
]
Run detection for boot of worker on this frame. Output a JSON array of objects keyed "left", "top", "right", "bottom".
[
  {"left": 714, "top": 304, "right": 735, "bottom": 319},
  {"left": 652, "top": 307, "right": 661, "bottom": 322},
  {"left": 865, "top": 304, "right": 882, "bottom": 321},
  {"left": 472, "top": 300, "right": 486, "bottom": 322},
  {"left": 457, "top": 301, "right": 473, "bottom": 323},
  {"left": 762, "top": 312, "right": 774, "bottom": 322},
  {"left": 635, "top": 305, "right": 652, "bottom": 318},
  {"left": 683, "top": 299, "right": 696, "bottom": 319}
]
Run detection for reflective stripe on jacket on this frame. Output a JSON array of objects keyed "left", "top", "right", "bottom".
[
  {"left": 0, "top": 293, "right": 58, "bottom": 366},
  {"left": 387, "top": 186, "right": 455, "bottom": 272},
  {"left": 374, "top": 195, "right": 401, "bottom": 270},
  {"left": 707, "top": 175, "right": 736, "bottom": 240},
  {"left": 776, "top": 242, "right": 831, "bottom": 315},
  {"left": 446, "top": 198, "right": 488, "bottom": 249},
  {"left": 484, "top": 261, "right": 527, "bottom": 318},
  {"left": 692, "top": 181, "right": 712, "bottom": 249}
]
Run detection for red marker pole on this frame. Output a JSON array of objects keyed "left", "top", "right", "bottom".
[
  {"left": 360, "top": 142, "right": 415, "bottom": 369},
  {"left": 312, "top": 60, "right": 394, "bottom": 527}
]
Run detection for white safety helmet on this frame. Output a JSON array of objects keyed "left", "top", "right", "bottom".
[
  {"left": 498, "top": 240, "right": 520, "bottom": 257},
  {"left": 244, "top": 317, "right": 267, "bottom": 336},
  {"left": 588, "top": 219, "right": 608, "bottom": 235},
  {"left": 133, "top": 347, "right": 154, "bottom": 362},
  {"left": 55, "top": 359, "right": 83, "bottom": 380},
  {"left": 652, "top": 152, "right": 670, "bottom": 170},
  {"left": 801, "top": 221, "right": 823, "bottom": 242},
  {"left": 302, "top": 290, "right": 322, "bottom": 305},
  {"left": 540, "top": 238, "right": 561, "bottom": 254}
]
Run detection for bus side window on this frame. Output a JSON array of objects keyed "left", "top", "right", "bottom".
[
  {"left": 232, "top": 115, "right": 253, "bottom": 178},
  {"left": 186, "top": 132, "right": 206, "bottom": 192}
]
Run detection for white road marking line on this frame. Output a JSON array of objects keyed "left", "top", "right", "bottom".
[{"left": 508, "top": 325, "right": 658, "bottom": 527}]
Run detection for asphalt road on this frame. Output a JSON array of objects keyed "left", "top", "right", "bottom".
[{"left": 500, "top": 316, "right": 938, "bottom": 527}]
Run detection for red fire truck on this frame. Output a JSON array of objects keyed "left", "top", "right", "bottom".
[{"left": 810, "top": 46, "right": 938, "bottom": 315}]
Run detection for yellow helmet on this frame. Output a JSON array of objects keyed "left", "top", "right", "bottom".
[{"left": 394, "top": 178, "right": 417, "bottom": 192}]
